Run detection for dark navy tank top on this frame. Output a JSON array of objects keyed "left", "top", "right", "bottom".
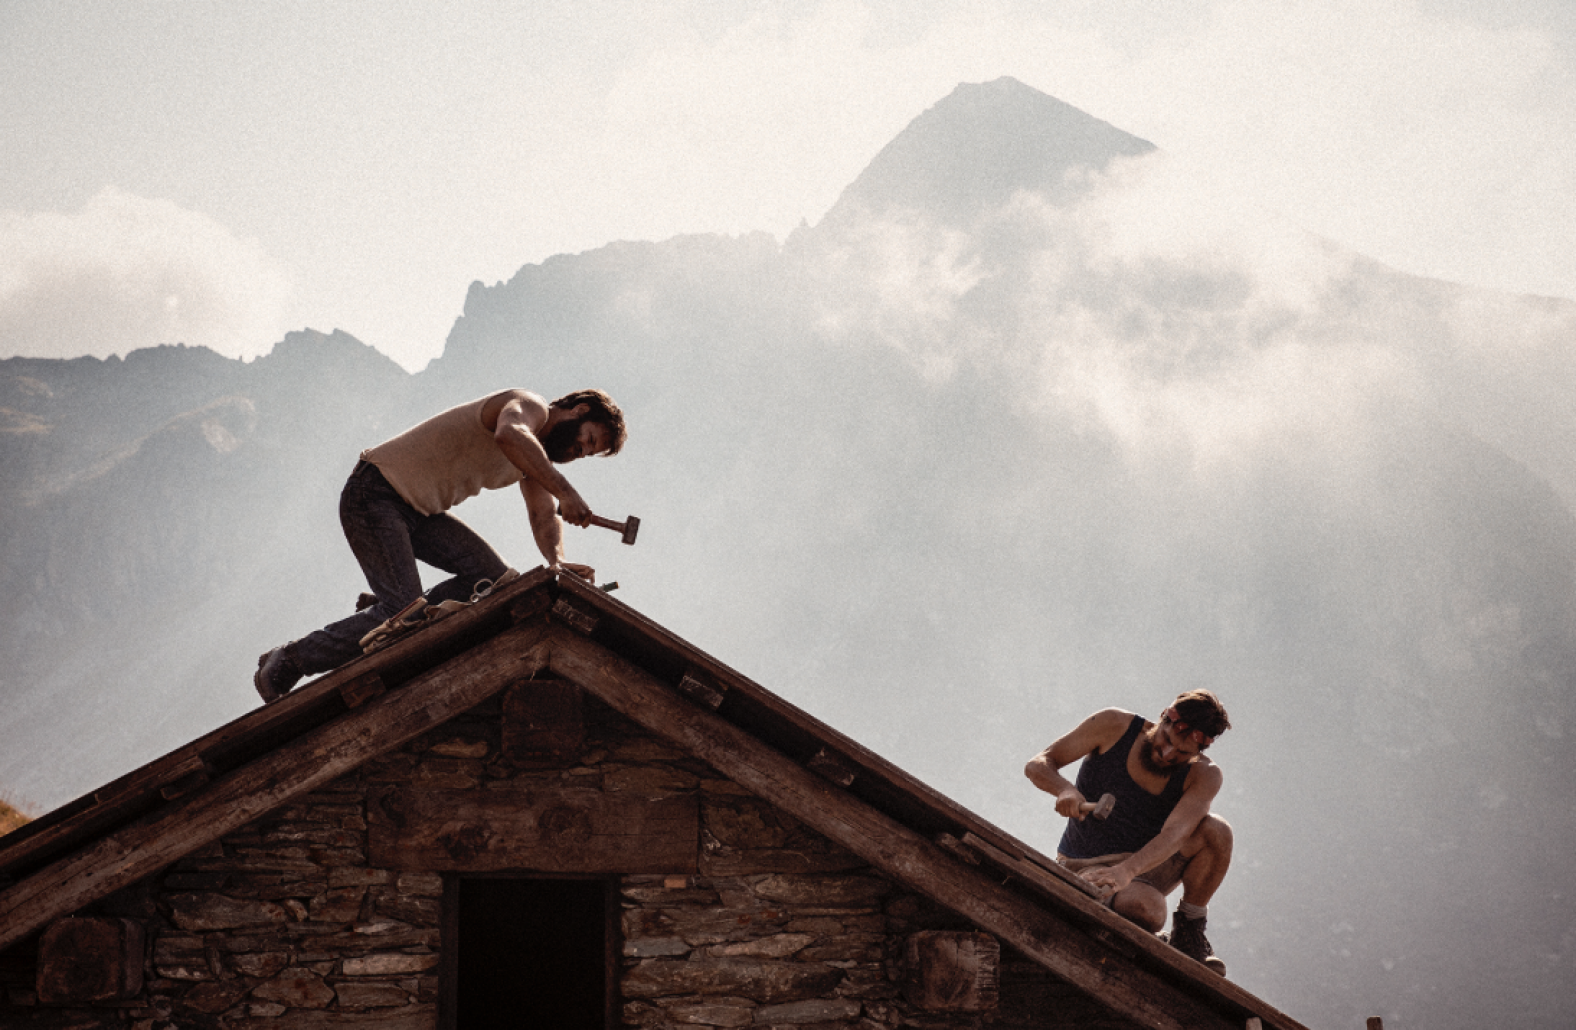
[{"left": 1057, "top": 714, "right": 1189, "bottom": 859}]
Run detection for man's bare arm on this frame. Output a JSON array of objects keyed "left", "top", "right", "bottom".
[
  {"left": 520, "top": 477, "right": 568, "bottom": 569},
  {"left": 1025, "top": 708, "right": 1132, "bottom": 820},
  {"left": 490, "top": 391, "right": 593, "bottom": 524},
  {"left": 483, "top": 391, "right": 595, "bottom": 577}
]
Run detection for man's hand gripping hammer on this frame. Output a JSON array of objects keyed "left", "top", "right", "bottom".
[{"left": 1078, "top": 794, "right": 1116, "bottom": 820}]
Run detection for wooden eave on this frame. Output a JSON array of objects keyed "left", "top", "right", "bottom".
[{"left": 0, "top": 569, "right": 1310, "bottom": 1030}]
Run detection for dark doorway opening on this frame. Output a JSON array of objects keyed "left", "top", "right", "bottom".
[{"left": 444, "top": 877, "right": 614, "bottom": 1029}]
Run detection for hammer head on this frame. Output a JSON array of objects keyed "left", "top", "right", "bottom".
[
  {"left": 572, "top": 510, "right": 642, "bottom": 545},
  {"left": 1088, "top": 793, "right": 1116, "bottom": 820}
]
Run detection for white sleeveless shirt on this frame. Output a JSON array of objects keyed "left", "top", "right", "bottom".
[{"left": 361, "top": 392, "right": 523, "bottom": 515}]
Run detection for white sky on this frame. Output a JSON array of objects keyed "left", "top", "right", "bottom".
[{"left": 3, "top": 0, "right": 1573, "bottom": 372}]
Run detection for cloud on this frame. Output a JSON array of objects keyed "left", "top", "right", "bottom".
[
  {"left": 799, "top": 147, "right": 1398, "bottom": 474},
  {"left": 1083, "top": 0, "right": 1576, "bottom": 301},
  {"left": 0, "top": 188, "right": 291, "bottom": 361}
]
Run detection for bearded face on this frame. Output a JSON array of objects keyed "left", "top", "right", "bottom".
[
  {"left": 1138, "top": 717, "right": 1201, "bottom": 773},
  {"left": 1138, "top": 732, "right": 1176, "bottom": 774},
  {"left": 542, "top": 417, "right": 585, "bottom": 463}
]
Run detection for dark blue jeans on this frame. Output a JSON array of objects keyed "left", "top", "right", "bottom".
[{"left": 289, "top": 461, "right": 509, "bottom": 675}]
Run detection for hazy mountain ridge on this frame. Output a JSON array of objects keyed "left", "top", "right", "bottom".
[
  {"left": 2, "top": 78, "right": 1574, "bottom": 1029},
  {"left": 0, "top": 329, "right": 412, "bottom": 765}
]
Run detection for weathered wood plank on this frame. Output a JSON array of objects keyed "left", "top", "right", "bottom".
[
  {"left": 903, "top": 930, "right": 1000, "bottom": 1013},
  {"left": 543, "top": 629, "right": 1252, "bottom": 1030},
  {"left": 36, "top": 916, "right": 144, "bottom": 1003},
  {"left": 0, "top": 624, "right": 553, "bottom": 951},
  {"left": 366, "top": 785, "right": 697, "bottom": 873}
]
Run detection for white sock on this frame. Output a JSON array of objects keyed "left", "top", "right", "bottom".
[{"left": 1178, "top": 901, "right": 1207, "bottom": 921}]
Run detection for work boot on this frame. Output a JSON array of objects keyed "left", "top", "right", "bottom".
[
  {"left": 254, "top": 645, "right": 303, "bottom": 705},
  {"left": 1160, "top": 909, "right": 1226, "bottom": 976}
]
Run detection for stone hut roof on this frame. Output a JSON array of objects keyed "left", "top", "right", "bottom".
[{"left": 0, "top": 568, "right": 1308, "bottom": 1030}]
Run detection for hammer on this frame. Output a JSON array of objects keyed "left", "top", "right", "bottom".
[
  {"left": 1078, "top": 793, "right": 1116, "bottom": 821},
  {"left": 576, "top": 512, "right": 640, "bottom": 545}
]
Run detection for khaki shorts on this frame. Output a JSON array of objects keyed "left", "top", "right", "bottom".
[{"left": 1056, "top": 851, "right": 1189, "bottom": 895}]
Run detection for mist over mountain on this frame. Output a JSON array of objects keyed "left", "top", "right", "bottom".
[{"left": 3, "top": 78, "right": 1575, "bottom": 1030}]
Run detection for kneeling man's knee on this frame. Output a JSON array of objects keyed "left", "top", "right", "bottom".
[
  {"left": 1202, "top": 814, "right": 1234, "bottom": 854},
  {"left": 1113, "top": 887, "right": 1168, "bottom": 933}
]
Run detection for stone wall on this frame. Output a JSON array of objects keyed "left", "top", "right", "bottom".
[{"left": 0, "top": 687, "right": 1120, "bottom": 1029}]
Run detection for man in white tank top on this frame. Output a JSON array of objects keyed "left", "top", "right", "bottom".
[{"left": 254, "top": 388, "right": 627, "bottom": 704}]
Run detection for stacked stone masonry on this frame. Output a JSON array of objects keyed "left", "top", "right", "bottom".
[{"left": 0, "top": 687, "right": 1130, "bottom": 1029}]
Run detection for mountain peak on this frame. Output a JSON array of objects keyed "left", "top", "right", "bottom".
[{"left": 821, "top": 77, "right": 1155, "bottom": 227}]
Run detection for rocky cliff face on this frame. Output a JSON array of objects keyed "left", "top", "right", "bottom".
[
  {"left": 0, "top": 330, "right": 412, "bottom": 796},
  {"left": 2, "top": 78, "right": 1574, "bottom": 1030}
]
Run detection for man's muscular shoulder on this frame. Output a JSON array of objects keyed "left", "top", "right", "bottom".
[
  {"left": 1060, "top": 707, "right": 1138, "bottom": 758},
  {"left": 1184, "top": 751, "right": 1223, "bottom": 792},
  {"left": 481, "top": 389, "right": 548, "bottom": 433},
  {"left": 1086, "top": 707, "right": 1138, "bottom": 743}
]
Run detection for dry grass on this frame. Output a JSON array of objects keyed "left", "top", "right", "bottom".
[{"left": 0, "top": 794, "right": 34, "bottom": 837}]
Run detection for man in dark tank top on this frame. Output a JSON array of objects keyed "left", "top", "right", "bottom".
[{"left": 1025, "top": 690, "right": 1233, "bottom": 975}]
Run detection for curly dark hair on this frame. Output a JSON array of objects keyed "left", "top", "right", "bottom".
[
  {"left": 1171, "top": 689, "right": 1232, "bottom": 743},
  {"left": 551, "top": 389, "right": 628, "bottom": 455}
]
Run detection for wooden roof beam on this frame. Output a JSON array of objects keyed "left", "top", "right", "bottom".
[{"left": 0, "top": 622, "right": 554, "bottom": 952}]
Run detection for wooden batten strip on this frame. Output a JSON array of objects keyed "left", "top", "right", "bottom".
[
  {"left": 933, "top": 833, "right": 983, "bottom": 867},
  {"left": 156, "top": 753, "right": 214, "bottom": 802},
  {"left": 807, "top": 747, "right": 858, "bottom": 788},
  {"left": 0, "top": 624, "right": 554, "bottom": 952},
  {"left": 339, "top": 670, "right": 387, "bottom": 709},
  {"left": 551, "top": 597, "right": 600, "bottom": 635},
  {"left": 677, "top": 671, "right": 727, "bottom": 710},
  {"left": 544, "top": 628, "right": 1255, "bottom": 1030}
]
